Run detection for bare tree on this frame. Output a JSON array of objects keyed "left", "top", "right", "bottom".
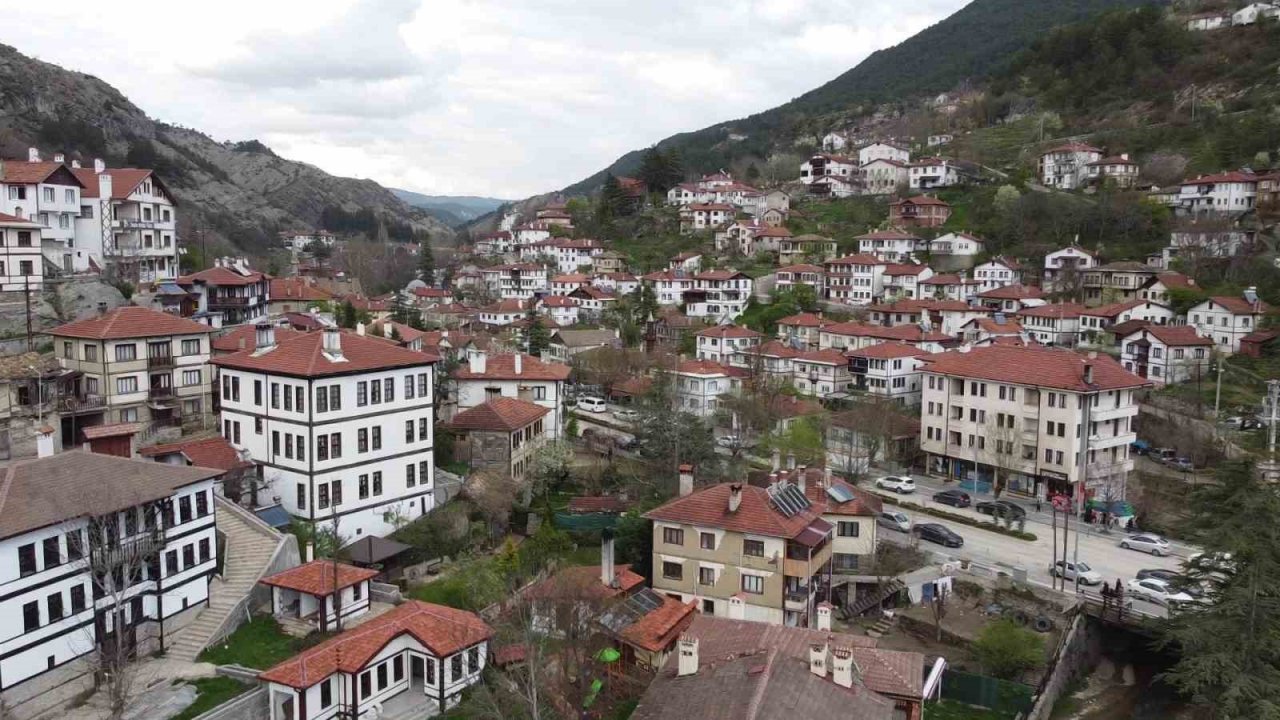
[
  {"left": 929, "top": 583, "right": 950, "bottom": 642},
  {"left": 982, "top": 412, "right": 1021, "bottom": 498}
]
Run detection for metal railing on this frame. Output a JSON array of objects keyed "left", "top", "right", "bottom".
[{"left": 56, "top": 393, "right": 106, "bottom": 414}]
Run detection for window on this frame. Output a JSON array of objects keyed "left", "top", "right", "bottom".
[
  {"left": 360, "top": 671, "right": 371, "bottom": 698},
  {"left": 66, "top": 530, "right": 83, "bottom": 561},
  {"left": 316, "top": 434, "right": 328, "bottom": 461},
  {"left": 329, "top": 386, "right": 341, "bottom": 410},
  {"left": 407, "top": 463, "right": 416, "bottom": 487},
  {"left": 284, "top": 435, "right": 293, "bottom": 459},
  {"left": 838, "top": 521, "right": 860, "bottom": 537},
  {"left": 419, "top": 418, "right": 429, "bottom": 441},
  {"left": 331, "top": 433, "right": 342, "bottom": 459},
  {"left": 662, "top": 561, "right": 683, "bottom": 580},
  {"left": 318, "top": 484, "right": 330, "bottom": 509},
  {"left": 419, "top": 461, "right": 430, "bottom": 487},
  {"left": 331, "top": 480, "right": 343, "bottom": 505},
  {"left": 358, "top": 429, "right": 369, "bottom": 453},
  {"left": 357, "top": 381, "right": 368, "bottom": 406},
  {"left": 295, "top": 386, "right": 304, "bottom": 413},
  {"left": 384, "top": 378, "right": 394, "bottom": 401},
  {"left": 43, "top": 537, "right": 60, "bottom": 568},
  {"left": 199, "top": 538, "right": 211, "bottom": 563},
  {"left": 182, "top": 369, "right": 200, "bottom": 386},
  {"left": 115, "top": 343, "right": 136, "bottom": 361},
  {"left": 743, "top": 539, "right": 765, "bottom": 557},
  {"left": 353, "top": 582, "right": 363, "bottom": 601},
  {"left": 406, "top": 420, "right": 415, "bottom": 443},
  {"left": 320, "top": 679, "right": 333, "bottom": 709},
  {"left": 700, "top": 532, "right": 715, "bottom": 550},
  {"left": 179, "top": 496, "right": 193, "bottom": 524},
  {"left": 70, "top": 585, "right": 85, "bottom": 613},
  {"left": 183, "top": 544, "right": 195, "bottom": 568},
  {"left": 426, "top": 658, "right": 436, "bottom": 683},
  {"left": 18, "top": 543, "right": 36, "bottom": 576},
  {"left": 316, "top": 386, "right": 328, "bottom": 412},
  {"left": 699, "top": 567, "right": 715, "bottom": 585},
  {"left": 296, "top": 435, "right": 305, "bottom": 461},
  {"left": 418, "top": 374, "right": 429, "bottom": 397},
  {"left": 47, "top": 593, "right": 63, "bottom": 622},
  {"left": 180, "top": 338, "right": 200, "bottom": 356},
  {"left": 272, "top": 431, "right": 280, "bottom": 456},
  {"left": 393, "top": 655, "right": 404, "bottom": 682},
  {"left": 373, "top": 472, "right": 383, "bottom": 496},
  {"left": 468, "top": 647, "right": 480, "bottom": 674},
  {"left": 271, "top": 383, "right": 280, "bottom": 409},
  {"left": 377, "top": 663, "right": 388, "bottom": 691},
  {"left": 451, "top": 654, "right": 463, "bottom": 682},
  {"left": 741, "top": 575, "right": 764, "bottom": 594},
  {"left": 255, "top": 417, "right": 263, "bottom": 435},
  {"left": 297, "top": 484, "right": 307, "bottom": 510},
  {"left": 359, "top": 474, "right": 370, "bottom": 500},
  {"left": 116, "top": 376, "right": 139, "bottom": 395},
  {"left": 662, "top": 527, "right": 684, "bottom": 545},
  {"left": 23, "top": 601, "right": 39, "bottom": 632},
  {"left": 165, "top": 550, "right": 179, "bottom": 576},
  {"left": 372, "top": 426, "right": 382, "bottom": 451},
  {"left": 283, "top": 384, "right": 293, "bottom": 411},
  {"left": 371, "top": 379, "right": 382, "bottom": 404}
]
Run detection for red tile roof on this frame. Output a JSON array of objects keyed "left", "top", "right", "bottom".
[
  {"left": 645, "top": 483, "right": 824, "bottom": 539},
  {"left": 695, "top": 324, "right": 761, "bottom": 339},
  {"left": 270, "top": 277, "right": 334, "bottom": 303},
  {"left": 449, "top": 397, "right": 549, "bottom": 432},
  {"left": 775, "top": 264, "right": 823, "bottom": 274},
  {"left": 882, "top": 263, "right": 931, "bottom": 276},
  {"left": 845, "top": 342, "right": 930, "bottom": 359},
  {"left": 480, "top": 298, "right": 528, "bottom": 314},
  {"left": 746, "top": 340, "right": 800, "bottom": 359},
  {"left": 260, "top": 560, "right": 378, "bottom": 596},
  {"left": 0, "top": 212, "right": 39, "bottom": 226},
  {"left": 1133, "top": 325, "right": 1214, "bottom": 346},
  {"left": 963, "top": 317, "right": 1024, "bottom": 334},
  {"left": 826, "top": 253, "right": 884, "bottom": 266},
  {"left": 978, "top": 284, "right": 1043, "bottom": 300},
  {"left": 1182, "top": 171, "right": 1258, "bottom": 186},
  {"left": 675, "top": 360, "right": 748, "bottom": 377},
  {"left": 1202, "top": 296, "right": 1271, "bottom": 315},
  {"left": 618, "top": 596, "right": 697, "bottom": 653},
  {"left": 525, "top": 564, "right": 645, "bottom": 601},
  {"left": 857, "top": 228, "right": 921, "bottom": 241},
  {"left": 539, "top": 295, "right": 577, "bottom": 308},
  {"left": 82, "top": 422, "right": 143, "bottom": 440},
  {"left": 551, "top": 273, "right": 590, "bottom": 283},
  {"left": 259, "top": 601, "right": 492, "bottom": 689},
  {"left": 71, "top": 167, "right": 156, "bottom": 199},
  {"left": 452, "top": 354, "right": 570, "bottom": 381},
  {"left": 794, "top": 348, "right": 848, "bottom": 365},
  {"left": 138, "top": 436, "right": 252, "bottom": 471},
  {"left": 1017, "top": 303, "right": 1087, "bottom": 319},
  {"left": 1081, "top": 299, "right": 1148, "bottom": 318},
  {"left": 178, "top": 266, "right": 267, "bottom": 287},
  {"left": 1, "top": 161, "right": 77, "bottom": 185},
  {"left": 50, "top": 306, "right": 213, "bottom": 340},
  {"left": 823, "top": 322, "right": 952, "bottom": 343},
  {"left": 692, "top": 270, "right": 749, "bottom": 281},
  {"left": 920, "top": 345, "right": 1150, "bottom": 392},
  {"left": 1151, "top": 272, "right": 1196, "bottom": 291},
  {"left": 212, "top": 330, "right": 437, "bottom": 378},
  {"left": 802, "top": 475, "right": 882, "bottom": 516},
  {"left": 778, "top": 312, "right": 829, "bottom": 328},
  {"left": 891, "top": 195, "right": 949, "bottom": 207}
]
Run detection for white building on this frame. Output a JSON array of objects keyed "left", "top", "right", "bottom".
[
  {"left": 213, "top": 327, "right": 439, "bottom": 538},
  {"left": 1120, "top": 326, "right": 1214, "bottom": 386},
  {"left": 908, "top": 158, "right": 965, "bottom": 189},
  {"left": 973, "top": 257, "right": 1024, "bottom": 293},
  {"left": 1082, "top": 154, "right": 1140, "bottom": 188},
  {"left": 262, "top": 560, "right": 377, "bottom": 634},
  {"left": 1176, "top": 171, "right": 1258, "bottom": 215},
  {"left": 800, "top": 155, "right": 860, "bottom": 197},
  {"left": 695, "top": 325, "right": 762, "bottom": 364},
  {"left": 591, "top": 272, "right": 639, "bottom": 296},
  {"left": 845, "top": 342, "right": 928, "bottom": 406},
  {"left": 0, "top": 212, "right": 44, "bottom": 290},
  {"left": 774, "top": 264, "right": 825, "bottom": 294},
  {"left": 1233, "top": 2, "right": 1280, "bottom": 24},
  {"left": 673, "top": 360, "right": 746, "bottom": 418},
  {"left": 792, "top": 349, "right": 851, "bottom": 399},
  {"left": 478, "top": 298, "right": 528, "bottom": 327},
  {"left": 881, "top": 264, "right": 933, "bottom": 300},
  {"left": 480, "top": 263, "right": 548, "bottom": 300},
  {"left": 929, "top": 232, "right": 984, "bottom": 260},
  {"left": 858, "top": 142, "right": 910, "bottom": 166},
  {"left": 536, "top": 295, "right": 580, "bottom": 327},
  {"left": 976, "top": 284, "right": 1045, "bottom": 314},
  {"left": 1039, "top": 143, "right": 1102, "bottom": 191},
  {"left": 73, "top": 162, "right": 178, "bottom": 283},
  {"left": 279, "top": 231, "right": 336, "bottom": 251},
  {"left": 549, "top": 273, "right": 590, "bottom": 296},
  {"left": 857, "top": 229, "right": 926, "bottom": 263},
  {"left": 0, "top": 150, "right": 83, "bottom": 275},
  {"left": 685, "top": 270, "right": 753, "bottom": 320},
  {"left": 1043, "top": 246, "right": 1098, "bottom": 289},
  {"left": 919, "top": 345, "right": 1148, "bottom": 499},
  {"left": 1187, "top": 12, "right": 1229, "bottom": 30},
  {"left": 680, "top": 204, "right": 734, "bottom": 232},
  {"left": 824, "top": 254, "right": 886, "bottom": 305},
  {"left": 0, "top": 452, "right": 219, "bottom": 706},
  {"left": 861, "top": 159, "right": 909, "bottom": 196},
  {"left": 1079, "top": 300, "right": 1175, "bottom": 344},
  {"left": 640, "top": 270, "right": 695, "bottom": 306},
  {"left": 451, "top": 352, "right": 570, "bottom": 438},
  {"left": 176, "top": 259, "right": 271, "bottom": 327},
  {"left": 260, "top": 600, "right": 492, "bottom": 719},
  {"left": 1187, "top": 291, "right": 1272, "bottom": 354},
  {"left": 1017, "top": 303, "right": 1086, "bottom": 347},
  {"left": 821, "top": 132, "right": 848, "bottom": 152},
  {"left": 927, "top": 134, "right": 954, "bottom": 147}
]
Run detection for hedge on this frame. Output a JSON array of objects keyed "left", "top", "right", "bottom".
[{"left": 875, "top": 492, "right": 1038, "bottom": 541}]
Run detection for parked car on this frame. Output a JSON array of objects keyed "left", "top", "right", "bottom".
[
  {"left": 875, "top": 475, "right": 916, "bottom": 494},
  {"left": 975, "top": 500, "right": 1026, "bottom": 520},
  {"left": 877, "top": 511, "right": 912, "bottom": 533},
  {"left": 715, "top": 434, "right": 744, "bottom": 449},
  {"left": 1120, "top": 533, "right": 1171, "bottom": 556},
  {"left": 578, "top": 396, "right": 607, "bottom": 413},
  {"left": 1049, "top": 560, "right": 1102, "bottom": 585},
  {"left": 612, "top": 408, "right": 639, "bottom": 423},
  {"left": 1130, "top": 439, "right": 1151, "bottom": 456},
  {"left": 613, "top": 435, "right": 640, "bottom": 452},
  {"left": 1136, "top": 568, "right": 1183, "bottom": 583},
  {"left": 1126, "top": 577, "right": 1194, "bottom": 607},
  {"left": 932, "top": 489, "right": 971, "bottom": 508},
  {"left": 1152, "top": 448, "right": 1177, "bottom": 465},
  {"left": 912, "top": 523, "right": 963, "bottom": 548},
  {"left": 1169, "top": 457, "right": 1194, "bottom": 472}
]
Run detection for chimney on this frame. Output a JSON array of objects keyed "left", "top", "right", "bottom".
[
  {"left": 1083, "top": 362, "right": 1094, "bottom": 385},
  {"left": 97, "top": 301, "right": 108, "bottom": 316},
  {"left": 816, "top": 602, "right": 833, "bottom": 631},
  {"left": 383, "top": 322, "right": 394, "bottom": 338},
  {"left": 601, "top": 528, "right": 616, "bottom": 588},
  {"left": 53, "top": 152, "right": 65, "bottom": 163},
  {"left": 678, "top": 464, "right": 694, "bottom": 497},
  {"left": 93, "top": 158, "right": 105, "bottom": 174},
  {"left": 356, "top": 322, "right": 365, "bottom": 336},
  {"left": 36, "top": 425, "right": 56, "bottom": 459},
  {"left": 27, "top": 147, "right": 39, "bottom": 162},
  {"left": 321, "top": 328, "right": 343, "bottom": 359},
  {"left": 254, "top": 323, "right": 276, "bottom": 351},
  {"left": 514, "top": 353, "right": 523, "bottom": 375},
  {"left": 809, "top": 643, "right": 829, "bottom": 678},
  {"left": 771, "top": 449, "right": 781, "bottom": 472},
  {"left": 786, "top": 453, "right": 796, "bottom": 470},
  {"left": 728, "top": 484, "right": 743, "bottom": 513},
  {"left": 305, "top": 541, "right": 315, "bottom": 563},
  {"left": 71, "top": 159, "right": 81, "bottom": 169},
  {"left": 98, "top": 173, "right": 113, "bottom": 204},
  {"left": 667, "top": 635, "right": 697, "bottom": 680},
  {"left": 796, "top": 465, "right": 807, "bottom": 492},
  {"left": 823, "top": 465, "right": 833, "bottom": 489},
  {"left": 831, "top": 647, "right": 857, "bottom": 689},
  {"left": 469, "top": 351, "right": 487, "bottom": 375}
]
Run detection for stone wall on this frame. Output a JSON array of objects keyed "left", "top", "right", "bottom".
[
  {"left": 1023, "top": 611, "right": 1102, "bottom": 720},
  {"left": 189, "top": 686, "right": 268, "bottom": 720}
]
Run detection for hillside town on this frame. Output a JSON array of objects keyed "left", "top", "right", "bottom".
[{"left": 0, "top": 1, "right": 1277, "bottom": 720}]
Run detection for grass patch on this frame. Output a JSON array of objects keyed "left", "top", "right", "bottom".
[
  {"left": 926, "top": 699, "right": 1019, "bottom": 720},
  {"left": 170, "top": 677, "right": 251, "bottom": 720},
  {"left": 407, "top": 555, "right": 505, "bottom": 611},
  {"left": 196, "top": 616, "right": 301, "bottom": 670},
  {"left": 438, "top": 460, "right": 471, "bottom": 476},
  {"left": 875, "top": 493, "right": 1038, "bottom": 541}
]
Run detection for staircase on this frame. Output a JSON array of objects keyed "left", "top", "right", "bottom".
[
  {"left": 842, "top": 579, "right": 905, "bottom": 621},
  {"left": 168, "top": 500, "right": 281, "bottom": 662}
]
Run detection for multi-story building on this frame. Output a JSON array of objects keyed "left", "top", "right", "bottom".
[
  {"left": 1120, "top": 326, "right": 1214, "bottom": 385},
  {"left": 1138, "top": 271, "right": 1197, "bottom": 306},
  {"left": 1079, "top": 300, "right": 1175, "bottom": 345},
  {"left": 845, "top": 343, "right": 928, "bottom": 406},
  {"left": 819, "top": 322, "right": 952, "bottom": 354},
  {"left": 918, "top": 273, "right": 981, "bottom": 303},
  {"left": 867, "top": 299, "right": 987, "bottom": 337},
  {"left": 0, "top": 451, "right": 220, "bottom": 708},
  {"left": 1081, "top": 261, "right": 1160, "bottom": 305},
  {"left": 640, "top": 270, "right": 695, "bottom": 306},
  {"left": 779, "top": 235, "right": 838, "bottom": 265},
  {"left": 679, "top": 203, "right": 733, "bottom": 232},
  {"left": 824, "top": 254, "right": 886, "bottom": 304},
  {"left": 644, "top": 478, "right": 833, "bottom": 627},
  {"left": 731, "top": 341, "right": 798, "bottom": 379},
  {"left": 213, "top": 327, "right": 439, "bottom": 538},
  {"left": 800, "top": 155, "right": 860, "bottom": 197},
  {"left": 792, "top": 349, "right": 851, "bottom": 399},
  {"left": 523, "top": 238, "right": 601, "bottom": 273},
  {"left": 880, "top": 264, "right": 933, "bottom": 300},
  {"left": 857, "top": 229, "right": 926, "bottom": 263},
  {"left": 672, "top": 360, "right": 747, "bottom": 418},
  {"left": 477, "top": 298, "right": 529, "bottom": 328},
  {"left": 907, "top": 158, "right": 965, "bottom": 189},
  {"left": 1038, "top": 143, "right": 1102, "bottom": 190},
  {"left": 776, "top": 312, "right": 831, "bottom": 351},
  {"left": 918, "top": 345, "right": 1148, "bottom": 499},
  {"left": 929, "top": 231, "right": 984, "bottom": 261},
  {"left": 73, "top": 161, "right": 178, "bottom": 283},
  {"left": 0, "top": 151, "right": 83, "bottom": 274},
  {"left": 566, "top": 284, "right": 618, "bottom": 320},
  {"left": 1016, "top": 303, "right": 1086, "bottom": 347},
  {"left": 1187, "top": 290, "right": 1272, "bottom": 354},
  {"left": 549, "top": 273, "right": 589, "bottom": 295},
  {"left": 50, "top": 306, "right": 215, "bottom": 434},
  {"left": 695, "top": 325, "right": 761, "bottom": 364},
  {"left": 480, "top": 264, "right": 548, "bottom": 300},
  {"left": 1043, "top": 245, "right": 1097, "bottom": 291},
  {"left": 1175, "top": 171, "right": 1258, "bottom": 215},
  {"left": 175, "top": 259, "right": 271, "bottom": 327},
  {"left": 858, "top": 142, "right": 910, "bottom": 166},
  {"left": 451, "top": 353, "right": 570, "bottom": 438},
  {"left": 591, "top": 272, "right": 639, "bottom": 296},
  {"left": 0, "top": 212, "right": 44, "bottom": 290},
  {"left": 973, "top": 256, "right": 1025, "bottom": 292},
  {"left": 536, "top": 295, "right": 579, "bottom": 326},
  {"left": 278, "top": 230, "right": 336, "bottom": 251},
  {"left": 0, "top": 353, "right": 66, "bottom": 459},
  {"left": 888, "top": 195, "right": 952, "bottom": 228},
  {"left": 448, "top": 397, "right": 550, "bottom": 484},
  {"left": 773, "top": 264, "right": 825, "bottom": 294},
  {"left": 685, "top": 271, "right": 752, "bottom": 320},
  {"left": 1083, "top": 154, "right": 1140, "bottom": 188},
  {"left": 861, "top": 158, "right": 908, "bottom": 195},
  {"left": 976, "top": 284, "right": 1044, "bottom": 314},
  {"left": 268, "top": 277, "right": 335, "bottom": 316}
]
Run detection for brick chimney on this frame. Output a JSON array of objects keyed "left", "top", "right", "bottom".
[
  {"left": 677, "top": 636, "right": 699, "bottom": 677},
  {"left": 728, "top": 483, "right": 743, "bottom": 513},
  {"left": 678, "top": 464, "right": 694, "bottom": 497}
]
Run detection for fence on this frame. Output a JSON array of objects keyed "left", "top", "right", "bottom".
[{"left": 936, "top": 669, "right": 1035, "bottom": 716}]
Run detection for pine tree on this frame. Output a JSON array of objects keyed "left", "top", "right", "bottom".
[
  {"left": 418, "top": 236, "right": 436, "bottom": 285},
  {"left": 338, "top": 300, "right": 357, "bottom": 329},
  {"left": 637, "top": 147, "right": 684, "bottom": 194},
  {"left": 523, "top": 307, "right": 552, "bottom": 356}
]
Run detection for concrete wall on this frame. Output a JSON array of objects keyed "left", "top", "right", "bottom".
[
  {"left": 189, "top": 685, "right": 267, "bottom": 720},
  {"left": 1024, "top": 612, "right": 1101, "bottom": 720}
]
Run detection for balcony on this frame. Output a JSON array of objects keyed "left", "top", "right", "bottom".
[
  {"left": 208, "top": 295, "right": 260, "bottom": 309},
  {"left": 56, "top": 393, "right": 106, "bottom": 415},
  {"left": 1089, "top": 432, "right": 1136, "bottom": 450},
  {"left": 784, "top": 590, "right": 811, "bottom": 612},
  {"left": 148, "top": 386, "right": 176, "bottom": 404},
  {"left": 147, "top": 354, "right": 175, "bottom": 370},
  {"left": 90, "top": 529, "right": 166, "bottom": 569}
]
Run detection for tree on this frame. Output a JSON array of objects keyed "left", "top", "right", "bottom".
[
  {"left": 526, "top": 441, "right": 575, "bottom": 509},
  {"left": 973, "top": 619, "right": 1044, "bottom": 680},
  {"left": 763, "top": 414, "right": 826, "bottom": 467},
  {"left": 523, "top": 307, "right": 552, "bottom": 356},
  {"left": 418, "top": 236, "right": 436, "bottom": 285},
  {"left": 1161, "top": 461, "right": 1280, "bottom": 716},
  {"left": 929, "top": 583, "right": 950, "bottom": 642},
  {"left": 636, "top": 147, "right": 684, "bottom": 195},
  {"left": 337, "top": 300, "right": 358, "bottom": 329},
  {"left": 633, "top": 371, "right": 721, "bottom": 486}
]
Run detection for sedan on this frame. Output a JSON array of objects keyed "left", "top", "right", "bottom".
[
  {"left": 1049, "top": 560, "right": 1102, "bottom": 586},
  {"left": 715, "top": 435, "right": 744, "bottom": 449},
  {"left": 875, "top": 475, "right": 916, "bottom": 494},
  {"left": 612, "top": 408, "right": 640, "bottom": 423},
  {"left": 932, "top": 489, "right": 971, "bottom": 508},
  {"left": 1169, "top": 458, "right": 1194, "bottom": 472},
  {"left": 877, "top": 511, "right": 911, "bottom": 533},
  {"left": 912, "top": 523, "right": 963, "bottom": 548},
  {"left": 975, "top": 500, "right": 1026, "bottom": 520},
  {"left": 1120, "top": 534, "right": 1171, "bottom": 556},
  {"left": 1136, "top": 568, "right": 1182, "bottom": 583},
  {"left": 1126, "top": 577, "right": 1194, "bottom": 607}
]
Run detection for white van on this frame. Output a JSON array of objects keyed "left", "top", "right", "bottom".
[{"left": 578, "top": 396, "right": 607, "bottom": 413}]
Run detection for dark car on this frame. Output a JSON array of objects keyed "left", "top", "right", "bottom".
[
  {"left": 1136, "top": 568, "right": 1182, "bottom": 583},
  {"left": 613, "top": 435, "right": 640, "bottom": 452},
  {"left": 932, "top": 489, "right": 972, "bottom": 508},
  {"left": 975, "top": 500, "right": 1027, "bottom": 520},
  {"left": 912, "top": 523, "right": 964, "bottom": 548}
]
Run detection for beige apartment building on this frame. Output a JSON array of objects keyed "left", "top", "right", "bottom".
[{"left": 48, "top": 306, "right": 215, "bottom": 440}]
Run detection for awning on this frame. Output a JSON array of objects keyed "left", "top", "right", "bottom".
[
  {"left": 341, "top": 535, "right": 411, "bottom": 565},
  {"left": 793, "top": 518, "right": 833, "bottom": 548}
]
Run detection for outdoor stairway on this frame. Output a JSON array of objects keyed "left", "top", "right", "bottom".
[
  {"left": 842, "top": 579, "right": 905, "bottom": 620},
  {"left": 167, "top": 500, "right": 281, "bottom": 662},
  {"left": 866, "top": 615, "right": 896, "bottom": 639}
]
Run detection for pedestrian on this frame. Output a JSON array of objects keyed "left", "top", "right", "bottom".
[
  {"left": 1035, "top": 497, "right": 1042, "bottom": 513},
  {"left": 1126, "top": 517, "right": 1135, "bottom": 532}
]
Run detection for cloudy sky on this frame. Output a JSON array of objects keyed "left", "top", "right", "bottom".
[{"left": 9, "top": 0, "right": 967, "bottom": 199}]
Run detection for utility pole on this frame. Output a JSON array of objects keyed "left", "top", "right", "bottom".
[
  {"left": 23, "top": 277, "right": 33, "bottom": 353},
  {"left": 1074, "top": 382, "right": 1095, "bottom": 595},
  {"left": 1214, "top": 358, "right": 1225, "bottom": 420}
]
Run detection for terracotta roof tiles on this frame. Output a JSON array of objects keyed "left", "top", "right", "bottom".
[
  {"left": 260, "top": 560, "right": 378, "bottom": 596},
  {"left": 452, "top": 354, "right": 570, "bottom": 381},
  {"left": 212, "top": 331, "right": 437, "bottom": 378},
  {"left": 449, "top": 397, "right": 549, "bottom": 432},
  {"left": 919, "top": 345, "right": 1149, "bottom": 392},
  {"left": 50, "top": 306, "right": 213, "bottom": 340}
]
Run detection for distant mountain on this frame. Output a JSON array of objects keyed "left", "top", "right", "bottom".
[
  {"left": 0, "top": 43, "right": 453, "bottom": 255},
  {"left": 390, "top": 189, "right": 509, "bottom": 227},
  {"left": 562, "top": 0, "right": 1159, "bottom": 195}
]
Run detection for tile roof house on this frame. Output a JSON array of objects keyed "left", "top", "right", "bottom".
[
  {"left": 261, "top": 560, "right": 380, "bottom": 633},
  {"left": 1187, "top": 290, "right": 1273, "bottom": 354},
  {"left": 451, "top": 353, "right": 570, "bottom": 438}
]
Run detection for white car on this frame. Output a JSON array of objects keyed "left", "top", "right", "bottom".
[
  {"left": 612, "top": 408, "right": 639, "bottom": 422},
  {"left": 715, "top": 434, "right": 744, "bottom": 449},
  {"left": 1120, "top": 533, "right": 1171, "bottom": 556},
  {"left": 1126, "top": 577, "right": 1194, "bottom": 607},
  {"left": 1049, "top": 560, "right": 1102, "bottom": 586},
  {"left": 577, "top": 396, "right": 607, "bottom": 413},
  {"left": 875, "top": 475, "right": 916, "bottom": 494},
  {"left": 877, "top": 511, "right": 911, "bottom": 533}
]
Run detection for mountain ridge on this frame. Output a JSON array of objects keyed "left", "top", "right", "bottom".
[{"left": 390, "top": 188, "right": 509, "bottom": 227}]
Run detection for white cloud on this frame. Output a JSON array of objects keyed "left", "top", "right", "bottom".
[{"left": 6, "top": 0, "right": 967, "bottom": 198}]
